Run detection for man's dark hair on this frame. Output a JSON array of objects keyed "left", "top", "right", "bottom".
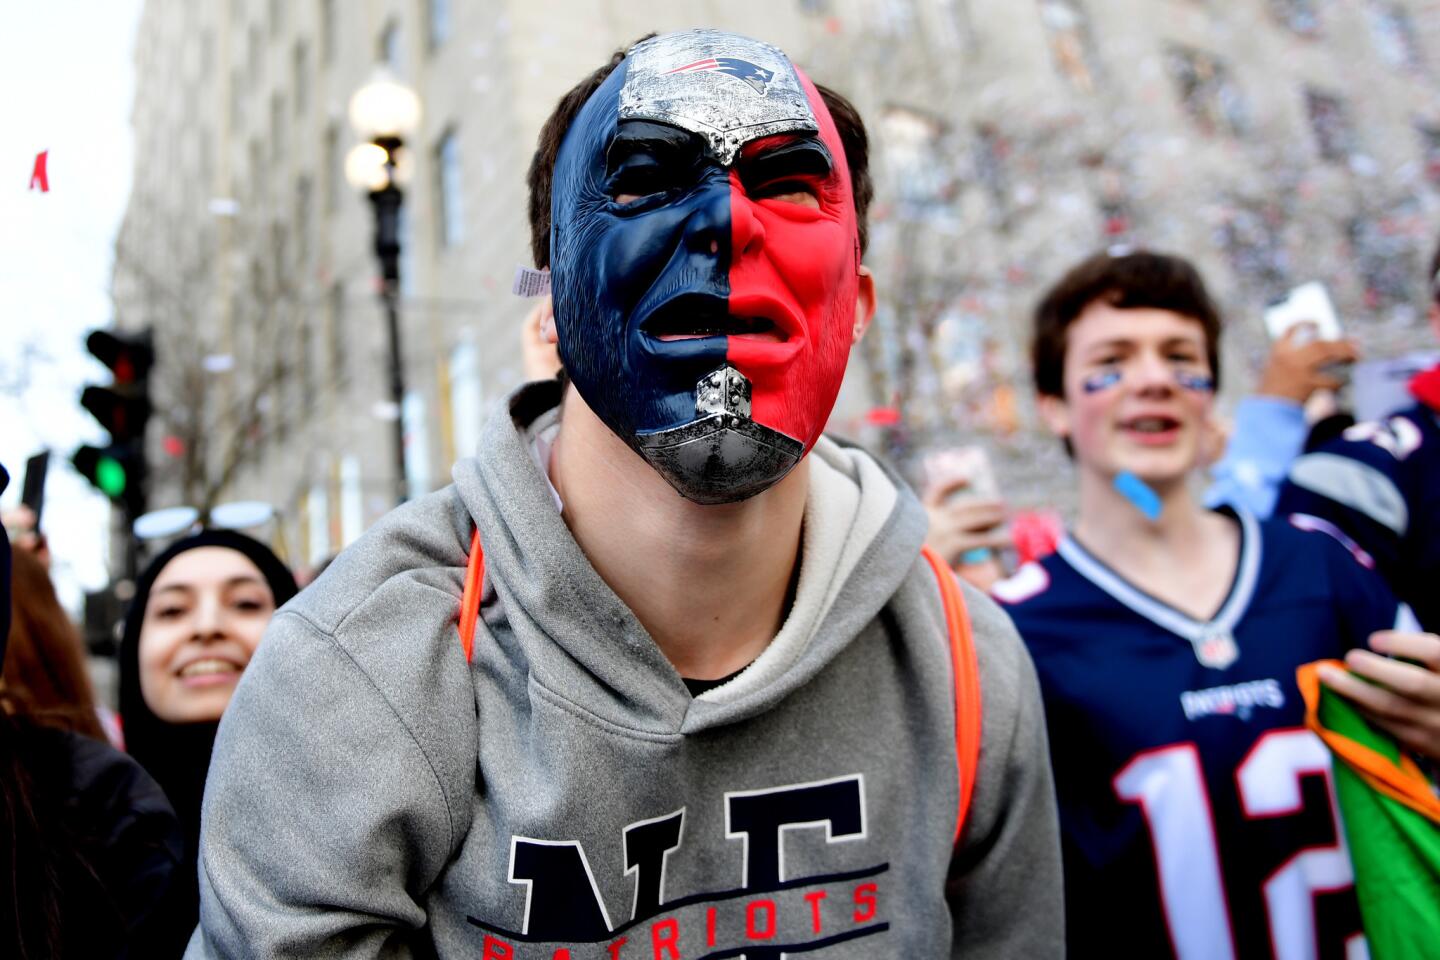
[
  {"left": 525, "top": 37, "right": 873, "bottom": 270},
  {"left": 1031, "top": 249, "right": 1223, "bottom": 399}
]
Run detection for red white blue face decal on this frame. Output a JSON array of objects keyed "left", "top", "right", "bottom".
[{"left": 549, "top": 30, "right": 859, "bottom": 503}]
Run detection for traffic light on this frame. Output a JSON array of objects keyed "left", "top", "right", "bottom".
[{"left": 73, "top": 328, "right": 154, "bottom": 519}]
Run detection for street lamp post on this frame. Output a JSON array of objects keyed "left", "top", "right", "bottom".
[{"left": 346, "top": 70, "right": 421, "bottom": 506}]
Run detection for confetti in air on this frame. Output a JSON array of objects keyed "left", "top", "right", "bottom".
[{"left": 29, "top": 150, "right": 49, "bottom": 193}]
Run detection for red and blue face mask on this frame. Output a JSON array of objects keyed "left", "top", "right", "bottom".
[{"left": 549, "top": 30, "right": 860, "bottom": 504}]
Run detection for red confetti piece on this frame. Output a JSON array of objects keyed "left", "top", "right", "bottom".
[
  {"left": 162, "top": 435, "right": 186, "bottom": 457},
  {"left": 1011, "top": 509, "right": 1064, "bottom": 566},
  {"left": 29, "top": 150, "right": 49, "bottom": 192},
  {"left": 865, "top": 406, "right": 901, "bottom": 426}
]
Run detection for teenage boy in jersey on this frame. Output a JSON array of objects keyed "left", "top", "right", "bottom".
[
  {"left": 992, "top": 250, "right": 1440, "bottom": 958},
  {"left": 1275, "top": 236, "right": 1440, "bottom": 641},
  {"left": 187, "top": 30, "right": 1062, "bottom": 958}
]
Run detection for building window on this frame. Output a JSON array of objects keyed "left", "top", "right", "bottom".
[
  {"left": 306, "top": 485, "right": 330, "bottom": 565},
  {"left": 248, "top": 25, "right": 262, "bottom": 82},
  {"left": 229, "top": 65, "right": 243, "bottom": 129},
  {"left": 327, "top": 282, "right": 346, "bottom": 387},
  {"left": 340, "top": 455, "right": 363, "bottom": 547},
  {"left": 1215, "top": 198, "right": 1289, "bottom": 298},
  {"left": 1166, "top": 46, "right": 1248, "bottom": 136},
  {"left": 402, "top": 392, "right": 432, "bottom": 500},
  {"left": 1086, "top": 155, "right": 1133, "bottom": 240},
  {"left": 1418, "top": 124, "right": 1440, "bottom": 187},
  {"left": 973, "top": 125, "right": 1013, "bottom": 225},
  {"left": 880, "top": 106, "right": 947, "bottom": 210},
  {"left": 1368, "top": 2, "right": 1423, "bottom": 71},
  {"left": 1269, "top": 0, "right": 1321, "bottom": 37},
  {"left": 324, "top": 123, "right": 340, "bottom": 213},
  {"left": 294, "top": 175, "right": 313, "bottom": 264},
  {"left": 270, "top": 93, "right": 286, "bottom": 162},
  {"left": 428, "top": 0, "right": 451, "bottom": 50},
  {"left": 1038, "top": 0, "right": 1098, "bottom": 92},
  {"left": 449, "top": 340, "right": 484, "bottom": 460},
  {"left": 320, "top": 0, "right": 335, "bottom": 64},
  {"left": 1305, "top": 89, "right": 1355, "bottom": 162},
  {"left": 298, "top": 313, "right": 314, "bottom": 415},
  {"left": 876, "top": 0, "right": 917, "bottom": 36},
  {"left": 1348, "top": 210, "right": 1420, "bottom": 311},
  {"left": 249, "top": 138, "right": 264, "bottom": 206},
  {"left": 293, "top": 41, "right": 309, "bottom": 115},
  {"left": 435, "top": 128, "right": 465, "bottom": 248},
  {"left": 379, "top": 20, "right": 403, "bottom": 71}
]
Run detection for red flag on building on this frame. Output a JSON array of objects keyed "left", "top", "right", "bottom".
[{"left": 29, "top": 150, "right": 49, "bottom": 192}]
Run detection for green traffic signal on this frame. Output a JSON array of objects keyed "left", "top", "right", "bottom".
[
  {"left": 72, "top": 443, "right": 138, "bottom": 508},
  {"left": 95, "top": 455, "right": 127, "bottom": 497}
]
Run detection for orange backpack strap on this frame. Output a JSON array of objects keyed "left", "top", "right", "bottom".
[
  {"left": 921, "top": 546, "right": 983, "bottom": 845},
  {"left": 458, "top": 528, "right": 485, "bottom": 664}
]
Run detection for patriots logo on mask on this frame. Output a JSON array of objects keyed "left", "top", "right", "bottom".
[{"left": 664, "top": 57, "right": 775, "bottom": 94}]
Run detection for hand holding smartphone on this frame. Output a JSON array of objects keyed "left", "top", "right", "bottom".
[
  {"left": 922, "top": 447, "right": 1008, "bottom": 569},
  {"left": 1263, "top": 282, "right": 1342, "bottom": 344}
]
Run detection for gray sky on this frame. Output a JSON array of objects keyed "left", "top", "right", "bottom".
[{"left": 1, "top": 0, "right": 143, "bottom": 611}]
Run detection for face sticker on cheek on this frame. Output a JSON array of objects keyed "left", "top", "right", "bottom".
[
  {"left": 1175, "top": 371, "right": 1215, "bottom": 393},
  {"left": 1082, "top": 369, "right": 1123, "bottom": 394},
  {"left": 548, "top": 30, "right": 855, "bottom": 504}
]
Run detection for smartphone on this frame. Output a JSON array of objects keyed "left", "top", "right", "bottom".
[
  {"left": 923, "top": 447, "right": 1002, "bottom": 566},
  {"left": 1263, "top": 282, "right": 1342, "bottom": 343},
  {"left": 923, "top": 446, "right": 999, "bottom": 502},
  {"left": 21, "top": 451, "right": 49, "bottom": 527}
]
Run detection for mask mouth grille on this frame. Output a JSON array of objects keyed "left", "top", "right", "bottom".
[
  {"left": 634, "top": 365, "right": 803, "bottom": 504},
  {"left": 696, "top": 365, "right": 752, "bottom": 417}
]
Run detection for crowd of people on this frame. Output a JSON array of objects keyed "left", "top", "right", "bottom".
[{"left": 3, "top": 27, "right": 1438, "bottom": 959}]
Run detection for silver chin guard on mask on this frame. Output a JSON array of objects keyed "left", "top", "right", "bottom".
[{"left": 635, "top": 365, "right": 804, "bottom": 505}]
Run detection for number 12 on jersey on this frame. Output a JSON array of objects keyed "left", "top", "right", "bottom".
[{"left": 1114, "top": 729, "right": 1368, "bottom": 960}]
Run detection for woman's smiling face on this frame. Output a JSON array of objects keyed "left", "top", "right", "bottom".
[{"left": 137, "top": 546, "right": 276, "bottom": 724}]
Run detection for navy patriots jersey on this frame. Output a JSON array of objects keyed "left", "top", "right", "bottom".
[
  {"left": 995, "top": 509, "right": 1408, "bottom": 960},
  {"left": 1275, "top": 403, "right": 1440, "bottom": 631}
]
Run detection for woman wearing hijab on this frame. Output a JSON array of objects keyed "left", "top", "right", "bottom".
[{"left": 119, "top": 529, "right": 296, "bottom": 956}]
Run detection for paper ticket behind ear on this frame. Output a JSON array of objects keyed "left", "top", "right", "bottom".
[{"left": 512, "top": 266, "right": 551, "bottom": 298}]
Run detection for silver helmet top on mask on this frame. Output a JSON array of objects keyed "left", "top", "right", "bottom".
[{"left": 619, "top": 30, "right": 818, "bottom": 166}]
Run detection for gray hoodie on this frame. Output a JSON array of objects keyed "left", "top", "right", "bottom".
[{"left": 186, "top": 383, "right": 1062, "bottom": 958}]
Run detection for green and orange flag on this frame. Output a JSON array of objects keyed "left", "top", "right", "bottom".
[{"left": 1298, "top": 661, "right": 1440, "bottom": 959}]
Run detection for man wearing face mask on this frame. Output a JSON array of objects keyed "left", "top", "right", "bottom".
[{"left": 187, "top": 30, "right": 1061, "bottom": 959}]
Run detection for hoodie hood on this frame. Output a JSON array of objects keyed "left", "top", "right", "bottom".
[{"left": 451, "top": 380, "right": 928, "bottom": 736}]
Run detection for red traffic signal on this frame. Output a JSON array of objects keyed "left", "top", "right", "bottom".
[
  {"left": 80, "top": 385, "right": 151, "bottom": 444},
  {"left": 85, "top": 329, "right": 154, "bottom": 385}
]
